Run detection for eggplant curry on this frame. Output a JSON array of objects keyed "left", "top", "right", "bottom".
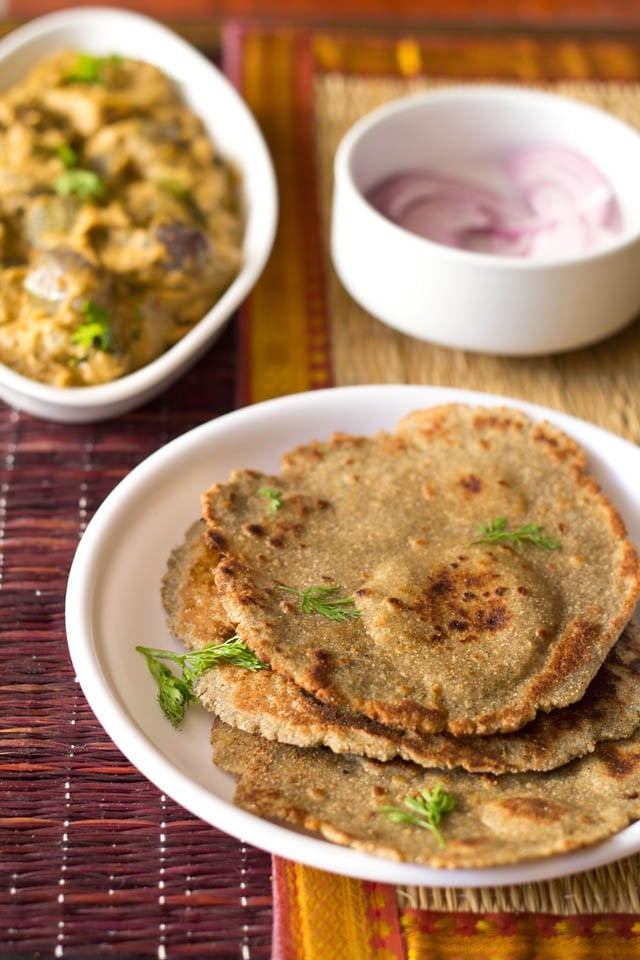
[{"left": 0, "top": 50, "right": 244, "bottom": 386}]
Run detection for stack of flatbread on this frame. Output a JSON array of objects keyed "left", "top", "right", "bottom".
[{"left": 161, "top": 404, "right": 640, "bottom": 868}]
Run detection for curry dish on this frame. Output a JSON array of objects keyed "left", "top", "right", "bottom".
[{"left": 0, "top": 50, "right": 244, "bottom": 387}]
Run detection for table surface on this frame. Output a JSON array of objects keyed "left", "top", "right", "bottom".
[
  {"left": 2, "top": 12, "right": 640, "bottom": 960},
  {"left": 4, "top": 0, "right": 640, "bottom": 29}
]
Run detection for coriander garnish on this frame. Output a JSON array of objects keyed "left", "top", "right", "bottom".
[
  {"left": 64, "top": 52, "right": 123, "bottom": 84},
  {"left": 279, "top": 584, "right": 361, "bottom": 621},
  {"left": 259, "top": 487, "right": 283, "bottom": 511},
  {"left": 381, "top": 784, "right": 456, "bottom": 848},
  {"left": 54, "top": 168, "right": 105, "bottom": 200},
  {"left": 137, "top": 637, "right": 269, "bottom": 727},
  {"left": 472, "top": 516, "right": 561, "bottom": 551},
  {"left": 71, "top": 301, "right": 112, "bottom": 353},
  {"left": 56, "top": 144, "right": 78, "bottom": 169}
]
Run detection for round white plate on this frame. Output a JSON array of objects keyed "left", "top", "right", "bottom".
[{"left": 65, "top": 384, "right": 640, "bottom": 887}]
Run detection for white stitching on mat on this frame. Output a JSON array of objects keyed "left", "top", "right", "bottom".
[
  {"left": 0, "top": 407, "right": 19, "bottom": 593},
  {"left": 157, "top": 796, "right": 168, "bottom": 960},
  {"left": 240, "top": 842, "right": 251, "bottom": 959}
]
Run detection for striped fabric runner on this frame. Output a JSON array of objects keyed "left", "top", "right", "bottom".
[{"left": 224, "top": 22, "right": 640, "bottom": 960}]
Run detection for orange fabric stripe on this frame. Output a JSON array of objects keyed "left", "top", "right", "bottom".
[
  {"left": 402, "top": 911, "right": 640, "bottom": 959},
  {"left": 273, "top": 862, "right": 640, "bottom": 959},
  {"left": 225, "top": 24, "right": 640, "bottom": 960},
  {"left": 231, "top": 26, "right": 332, "bottom": 406},
  {"left": 273, "top": 859, "right": 405, "bottom": 960},
  {"left": 311, "top": 31, "right": 640, "bottom": 81}
]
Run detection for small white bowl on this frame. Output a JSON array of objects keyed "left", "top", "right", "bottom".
[
  {"left": 0, "top": 8, "right": 277, "bottom": 422},
  {"left": 331, "top": 86, "right": 640, "bottom": 355}
]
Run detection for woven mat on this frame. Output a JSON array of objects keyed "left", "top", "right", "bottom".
[
  {"left": 0, "top": 325, "right": 275, "bottom": 958},
  {"left": 230, "top": 24, "right": 640, "bottom": 956},
  {"left": 0, "top": 30, "right": 277, "bottom": 958},
  {"left": 315, "top": 70, "right": 640, "bottom": 444}
]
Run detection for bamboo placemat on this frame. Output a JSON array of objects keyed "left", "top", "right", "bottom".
[
  {"left": 231, "top": 24, "right": 640, "bottom": 952},
  {"left": 315, "top": 69, "right": 640, "bottom": 445}
]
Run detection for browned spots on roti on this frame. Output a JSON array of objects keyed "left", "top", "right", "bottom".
[
  {"left": 244, "top": 523, "right": 266, "bottom": 537},
  {"left": 384, "top": 596, "right": 404, "bottom": 609},
  {"left": 206, "top": 528, "right": 228, "bottom": 551},
  {"left": 306, "top": 649, "right": 333, "bottom": 690},
  {"left": 597, "top": 743, "right": 640, "bottom": 779},
  {"left": 622, "top": 541, "right": 640, "bottom": 577},
  {"left": 367, "top": 698, "right": 447, "bottom": 734},
  {"left": 458, "top": 474, "right": 483, "bottom": 495},
  {"left": 530, "top": 619, "right": 601, "bottom": 701},
  {"left": 407, "top": 565, "right": 512, "bottom": 643},
  {"left": 531, "top": 422, "right": 585, "bottom": 466},
  {"left": 472, "top": 412, "right": 525, "bottom": 433},
  {"left": 494, "top": 796, "right": 568, "bottom": 823}
]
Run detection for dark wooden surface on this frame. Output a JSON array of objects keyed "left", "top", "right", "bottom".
[{"left": 2, "top": 0, "right": 640, "bottom": 31}]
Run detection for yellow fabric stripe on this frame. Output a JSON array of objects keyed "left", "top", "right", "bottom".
[
  {"left": 405, "top": 932, "right": 640, "bottom": 959},
  {"left": 311, "top": 32, "right": 640, "bottom": 82},
  {"left": 285, "top": 861, "right": 386, "bottom": 960},
  {"left": 402, "top": 914, "right": 640, "bottom": 959},
  {"left": 240, "top": 30, "right": 328, "bottom": 403}
]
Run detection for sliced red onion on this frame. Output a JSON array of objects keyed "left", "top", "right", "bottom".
[
  {"left": 505, "top": 144, "right": 618, "bottom": 231},
  {"left": 366, "top": 144, "right": 621, "bottom": 258}
]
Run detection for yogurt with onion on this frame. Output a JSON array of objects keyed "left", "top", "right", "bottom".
[{"left": 366, "top": 145, "right": 621, "bottom": 258}]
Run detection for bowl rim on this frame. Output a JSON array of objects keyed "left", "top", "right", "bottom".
[
  {"left": 0, "top": 6, "right": 278, "bottom": 414},
  {"left": 334, "top": 83, "right": 640, "bottom": 271}
]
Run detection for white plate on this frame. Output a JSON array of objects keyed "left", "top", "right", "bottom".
[
  {"left": 65, "top": 384, "right": 640, "bottom": 887},
  {"left": 0, "top": 8, "right": 277, "bottom": 422}
]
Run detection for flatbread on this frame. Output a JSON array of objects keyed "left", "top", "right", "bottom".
[
  {"left": 198, "top": 623, "right": 640, "bottom": 774},
  {"left": 161, "top": 519, "right": 230, "bottom": 650},
  {"left": 211, "top": 719, "right": 640, "bottom": 869},
  {"left": 202, "top": 404, "right": 640, "bottom": 735},
  {"left": 163, "top": 522, "right": 640, "bottom": 774}
]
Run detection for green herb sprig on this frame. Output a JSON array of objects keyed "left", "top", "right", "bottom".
[
  {"left": 137, "top": 637, "right": 269, "bottom": 727},
  {"left": 64, "top": 52, "right": 123, "bottom": 84},
  {"left": 71, "top": 300, "right": 112, "bottom": 353},
  {"left": 54, "top": 168, "right": 105, "bottom": 200},
  {"left": 279, "top": 584, "right": 361, "bottom": 621},
  {"left": 381, "top": 784, "right": 456, "bottom": 848},
  {"left": 259, "top": 487, "right": 283, "bottom": 511},
  {"left": 472, "top": 516, "right": 561, "bottom": 551},
  {"left": 56, "top": 143, "right": 78, "bottom": 169}
]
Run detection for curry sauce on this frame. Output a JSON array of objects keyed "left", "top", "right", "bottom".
[{"left": 0, "top": 50, "right": 244, "bottom": 387}]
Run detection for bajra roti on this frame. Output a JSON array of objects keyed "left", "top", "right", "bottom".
[
  {"left": 161, "top": 519, "right": 229, "bottom": 651},
  {"left": 163, "top": 520, "right": 640, "bottom": 774},
  {"left": 198, "top": 623, "right": 640, "bottom": 774},
  {"left": 211, "top": 719, "right": 640, "bottom": 869},
  {"left": 202, "top": 404, "right": 640, "bottom": 735}
]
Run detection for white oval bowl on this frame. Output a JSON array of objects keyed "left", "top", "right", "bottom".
[
  {"left": 0, "top": 8, "right": 277, "bottom": 422},
  {"left": 331, "top": 86, "right": 640, "bottom": 355}
]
